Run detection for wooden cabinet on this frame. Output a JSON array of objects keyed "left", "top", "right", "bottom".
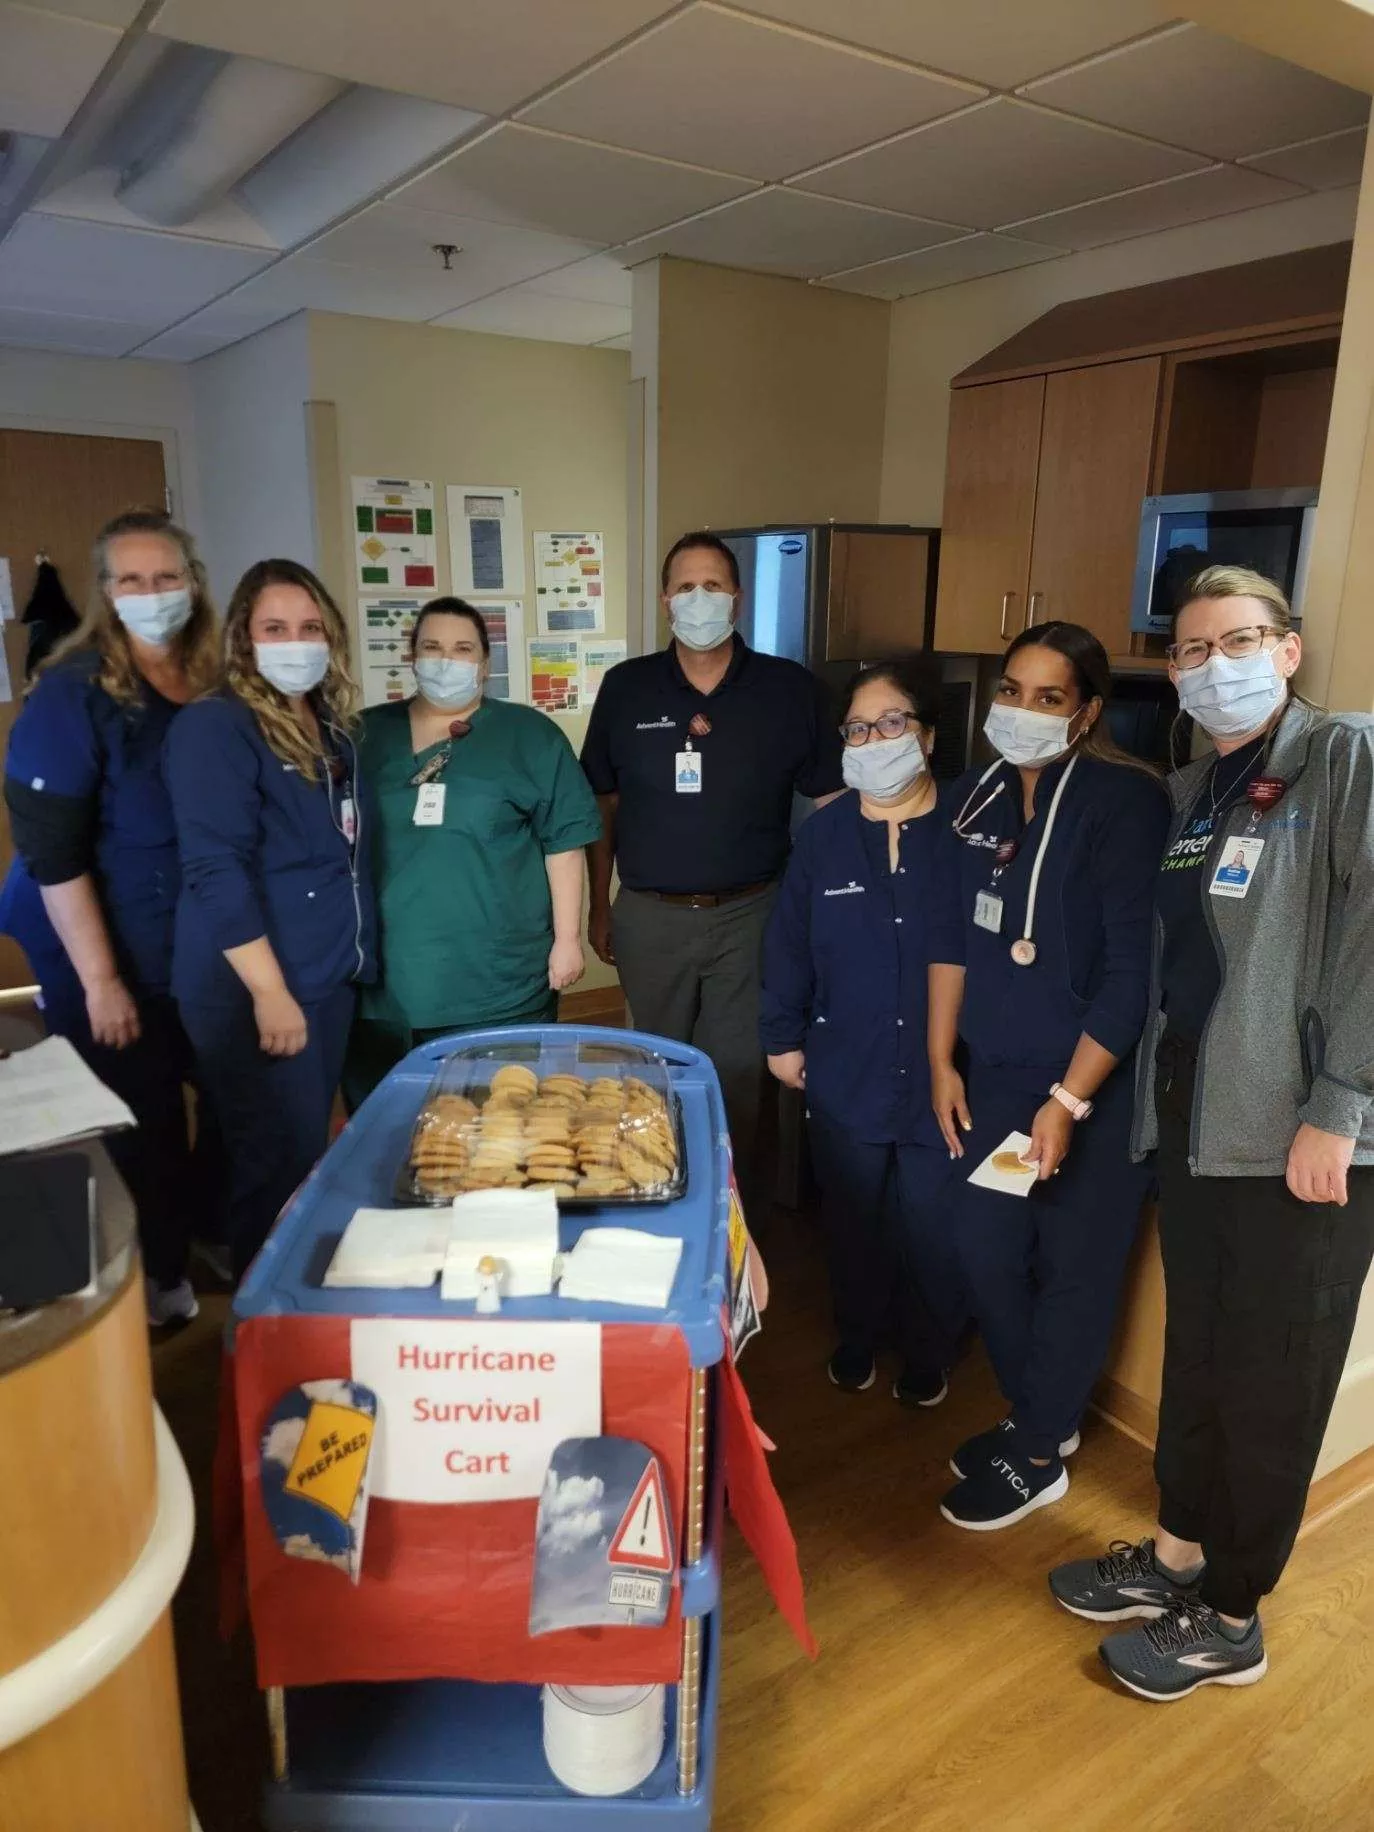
[
  {"left": 934, "top": 359, "right": 1160, "bottom": 655},
  {"left": 932, "top": 376, "right": 1044, "bottom": 655},
  {"left": 824, "top": 529, "right": 933, "bottom": 661}
]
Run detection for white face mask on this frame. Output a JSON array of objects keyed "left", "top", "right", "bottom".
[
  {"left": 1175, "top": 648, "right": 1287, "bottom": 740},
  {"left": 112, "top": 587, "right": 193, "bottom": 647},
  {"left": 669, "top": 586, "right": 735, "bottom": 652},
  {"left": 413, "top": 656, "right": 482, "bottom": 710},
  {"left": 842, "top": 731, "right": 927, "bottom": 801},
  {"left": 984, "top": 701, "right": 1079, "bottom": 769},
  {"left": 254, "top": 640, "right": 330, "bottom": 696}
]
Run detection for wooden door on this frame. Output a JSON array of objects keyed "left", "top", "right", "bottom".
[
  {"left": 0, "top": 429, "right": 167, "bottom": 989},
  {"left": 932, "top": 376, "right": 1044, "bottom": 655},
  {"left": 1026, "top": 358, "right": 1161, "bottom": 654},
  {"left": 825, "top": 531, "right": 931, "bottom": 661}
]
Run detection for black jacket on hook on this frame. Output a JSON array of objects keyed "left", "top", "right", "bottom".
[{"left": 22, "top": 559, "right": 81, "bottom": 676}]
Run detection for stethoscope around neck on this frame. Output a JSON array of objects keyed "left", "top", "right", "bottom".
[{"left": 953, "top": 753, "right": 1080, "bottom": 967}]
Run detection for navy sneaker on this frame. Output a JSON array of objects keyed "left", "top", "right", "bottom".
[
  {"left": 940, "top": 1446, "right": 1068, "bottom": 1531},
  {"left": 949, "top": 1415, "right": 1081, "bottom": 1479},
  {"left": 1100, "top": 1602, "right": 1267, "bottom": 1701},
  {"left": 827, "top": 1344, "right": 876, "bottom": 1392},
  {"left": 1049, "top": 1537, "right": 1202, "bottom": 1623},
  {"left": 893, "top": 1364, "right": 948, "bottom": 1409}
]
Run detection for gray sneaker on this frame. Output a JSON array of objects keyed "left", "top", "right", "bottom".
[
  {"left": 1049, "top": 1537, "right": 1201, "bottom": 1623},
  {"left": 146, "top": 1277, "right": 199, "bottom": 1328},
  {"left": 1100, "top": 1602, "right": 1267, "bottom": 1701}
]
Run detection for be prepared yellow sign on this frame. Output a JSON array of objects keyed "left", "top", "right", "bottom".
[{"left": 283, "top": 1401, "right": 374, "bottom": 1523}]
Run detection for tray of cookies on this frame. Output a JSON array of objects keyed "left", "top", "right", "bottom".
[{"left": 399, "top": 1041, "right": 686, "bottom": 1207}]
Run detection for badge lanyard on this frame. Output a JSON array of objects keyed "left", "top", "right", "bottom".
[
  {"left": 675, "top": 712, "right": 711, "bottom": 796},
  {"left": 408, "top": 717, "right": 474, "bottom": 825},
  {"left": 964, "top": 756, "right": 1078, "bottom": 967},
  {"left": 1011, "top": 756, "right": 1078, "bottom": 966}
]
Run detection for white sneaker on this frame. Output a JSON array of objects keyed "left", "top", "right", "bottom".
[{"left": 146, "top": 1277, "right": 199, "bottom": 1327}]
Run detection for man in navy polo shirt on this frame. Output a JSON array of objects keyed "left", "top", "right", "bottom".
[{"left": 581, "top": 531, "right": 843, "bottom": 1193}]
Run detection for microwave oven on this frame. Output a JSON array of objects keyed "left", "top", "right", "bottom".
[{"left": 1130, "top": 487, "right": 1317, "bottom": 637}]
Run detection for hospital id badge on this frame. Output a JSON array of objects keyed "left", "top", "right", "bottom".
[
  {"left": 339, "top": 795, "right": 357, "bottom": 845},
  {"left": 413, "top": 782, "right": 446, "bottom": 826},
  {"left": 675, "top": 749, "right": 702, "bottom": 794},
  {"left": 973, "top": 889, "right": 1004, "bottom": 933},
  {"left": 1209, "top": 835, "right": 1264, "bottom": 899}
]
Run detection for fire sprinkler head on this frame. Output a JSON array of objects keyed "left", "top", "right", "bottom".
[{"left": 432, "top": 243, "right": 461, "bottom": 271}]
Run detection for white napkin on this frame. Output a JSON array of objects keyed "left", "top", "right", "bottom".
[{"left": 966, "top": 1132, "right": 1040, "bottom": 1198}]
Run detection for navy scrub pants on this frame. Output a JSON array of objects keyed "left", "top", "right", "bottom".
[
  {"left": 807, "top": 1109, "right": 966, "bottom": 1378},
  {"left": 37, "top": 960, "right": 221, "bottom": 1290},
  {"left": 180, "top": 984, "right": 355, "bottom": 1281},
  {"left": 952, "top": 1056, "right": 1151, "bottom": 1459}
]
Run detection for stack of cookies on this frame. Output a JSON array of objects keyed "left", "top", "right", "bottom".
[{"left": 405, "top": 1065, "right": 679, "bottom": 1201}]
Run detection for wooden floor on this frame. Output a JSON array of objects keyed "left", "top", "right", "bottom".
[{"left": 154, "top": 1214, "right": 1374, "bottom": 1832}]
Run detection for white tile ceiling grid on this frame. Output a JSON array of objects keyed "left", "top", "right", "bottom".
[{"left": 0, "top": 0, "right": 1365, "bottom": 360}]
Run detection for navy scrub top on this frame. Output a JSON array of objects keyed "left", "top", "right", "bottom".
[
  {"left": 930, "top": 752, "right": 1170, "bottom": 1073},
  {"left": 164, "top": 692, "right": 376, "bottom": 1008},
  {"left": 760, "top": 788, "right": 947, "bottom": 1147},
  {"left": 0, "top": 651, "right": 183, "bottom": 993}
]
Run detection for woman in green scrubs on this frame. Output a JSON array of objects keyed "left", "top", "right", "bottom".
[{"left": 343, "top": 597, "right": 603, "bottom": 1105}]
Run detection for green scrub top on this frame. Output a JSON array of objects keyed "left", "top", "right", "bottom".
[{"left": 357, "top": 696, "right": 602, "bottom": 1032}]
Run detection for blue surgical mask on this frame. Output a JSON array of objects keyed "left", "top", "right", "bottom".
[
  {"left": 842, "top": 731, "right": 926, "bottom": 801},
  {"left": 414, "top": 656, "right": 482, "bottom": 710},
  {"left": 670, "top": 586, "right": 735, "bottom": 652},
  {"left": 254, "top": 640, "right": 330, "bottom": 696},
  {"left": 1175, "top": 648, "right": 1287, "bottom": 740},
  {"left": 984, "top": 703, "right": 1076, "bottom": 769},
  {"left": 112, "top": 587, "right": 193, "bottom": 646}
]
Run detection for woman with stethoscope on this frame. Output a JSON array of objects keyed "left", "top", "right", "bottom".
[
  {"left": 164, "top": 558, "right": 376, "bottom": 1278},
  {"left": 928, "top": 621, "right": 1170, "bottom": 1531}
]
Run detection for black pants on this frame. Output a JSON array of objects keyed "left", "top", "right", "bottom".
[
  {"left": 612, "top": 885, "right": 774, "bottom": 1203},
  {"left": 1154, "top": 1034, "right": 1374, "bottom": 1618},
  {"left": 180, "top": 985, "right": 354, "bottom": 1281},
  {"left": 953, "top": 1057, "right": 1152, "bottom": 1460},
  {"left": 40, "top": 972, "right": 222, "bottom": 1289},
  {"left": 340, "top": 993, "right": 560, "bottom": 1113},
  {"left": 807, "top": 1111, "right": 966, "bottom": 1375}
]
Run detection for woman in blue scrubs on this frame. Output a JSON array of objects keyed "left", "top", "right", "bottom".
[
  {"left": 929, "top": 622, "right": 1170, "bottom": 1530},
  {"left": 165, "top": 559, "right": 375, "bottom": 1279},
  {"left": 1, "top": 510, "right": 221, "bottom": 1324},
  {"left": 761, "top": 658, "right": 965, "bottom": 1402}
]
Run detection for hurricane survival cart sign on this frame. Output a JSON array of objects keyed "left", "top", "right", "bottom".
[{"left": 350, "top": 1320, "right": 602, "bottom": 1503}]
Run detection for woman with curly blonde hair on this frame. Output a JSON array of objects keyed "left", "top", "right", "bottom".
[
  {"left": 165, "top": 558, "right": 376, "bottom": 1277},
  {"left": 1, "top": 509, "right": 222, "bottom": 1325}
]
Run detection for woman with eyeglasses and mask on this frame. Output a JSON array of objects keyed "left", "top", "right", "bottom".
[
  {"left": 760, "top": 658, "right": 967, "bottom": 1403},
  {"left": 928, "top": 622, "right": 1170, "bottom": 1531},
  {"left": 1052, "top": 566, "right": 1374, "bottom": 1702},
  {"left": 342, "top": 597, "right": 602, "bottom": 1107},
  {"left": 1, "top": 510, "right": 222, "bottom": 1325},
  {"left": 164, "top": 559, "right": 375, "bottom": 1279}
]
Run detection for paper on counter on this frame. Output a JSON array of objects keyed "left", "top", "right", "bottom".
[
  {"left": 0, "top": 1035, "right": 136, "bottom": 1157},
  {"left": 441, "top": 1187, "right": 560, "bottom": 1300},
  {"left": 324, "top": 1208, "right": 451, "bottom": 1288},
  {"left": 558, "top": 1227, "right": 684, "bottom": 1309},
  {"left": 967, "top": 1131, "right": 1040, "bottom": 1197}
]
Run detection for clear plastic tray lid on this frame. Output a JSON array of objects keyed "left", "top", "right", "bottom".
[{"left": 400, "top": 1039, "right": 685, "bottom": 1208}]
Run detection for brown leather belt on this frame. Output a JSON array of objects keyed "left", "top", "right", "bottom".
[{"left": 639, "top": 880, "right": 774, "bottom": 910}]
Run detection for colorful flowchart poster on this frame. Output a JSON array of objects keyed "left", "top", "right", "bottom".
[
  {"left": 358, "top": 594, "right": 422, "bottom": 707},
  {"left": 533, "top": 531, "right": 606, "bottom": 635},
  {"left": 481, "top": 599, "right": 528, "bottom": 704},
  {"left": 580, "top": 638, "right": 626, "bottom": 707},
  {"left": 528, "top": 637, "right": 581, "bottom": 715},
  {"left": 353, "top": 477, "right": 437, "bottom": 591}
]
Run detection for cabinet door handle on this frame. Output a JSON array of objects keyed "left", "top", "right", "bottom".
[
  {"left": 1027, "top": 591, "right": 1043, "bottom": 630},
  {"left": 999, "top": 591, "right": 1014, "bottom": 639}
]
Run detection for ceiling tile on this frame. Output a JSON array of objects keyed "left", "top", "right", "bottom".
[
  {"left": 398, "top": 123, "right": 756, "bottom": 245},
  {"left": 0, "top": 303, "right": 143, "bottom": 354},
  {"left": 226, "top": 253, "right": 502, "bottom": 323},
  {"left": 135, "top": 323, "right": 260, "bottom": 362},
  {"left": 433, "top": 288, "right": 632, "bottom": 344},
  {"left": 521, "top": 4, "right": 982, "bottom": 182},
  {"left": 1242, "top": 125, "right": 1369, "bottom": 192},
  {"left": 151, "top": 0, "right": 676, "bottom": 115},
  {"left": 1023, "top": 22, "right": 1370, "bottom": 162},
  {"left": 0, "top": 214, "right": 273, "bottom": 327},
  {"left": 801, "top": 96, "right": 1205, "bottom": 228},
  {"left": 523, "top": 254, "right": 633, "bottom": 306},
  {"left": 819, "top": 232, "right": 1059, "bottom": 298},
  {"left": 729, "top": 0, "right": 1170, "bottom": 92},
  {"left": 306, "top": 202, "right": 599, "bottom": 305},
  {"left": 0, "top": 4, "right": 120, "bottom": 137},
  {"left": 8, "top": 0, "right": 143, "bottom": 23},
  {"left": 1010, "top": 164, "right": 1306, "bottom": 252},
  {"left": 621, "top": 187, "right": 961, "bottom": 278},
  {"left": 131, "top": 297, "right": 302, "bottom": 361}
]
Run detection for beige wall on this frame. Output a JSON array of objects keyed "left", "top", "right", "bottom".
[
  {"left": 305, "top": 311, "right": 631, "bottom": 991},
  {"left": 655, "top": 258, "right": 891, "bottom": 552}
]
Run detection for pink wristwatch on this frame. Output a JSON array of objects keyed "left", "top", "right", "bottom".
[{"left": 1050, "top": 1082, "right": 1093, "bottom": 1121}]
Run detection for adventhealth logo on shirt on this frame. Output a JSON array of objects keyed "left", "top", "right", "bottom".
[
  {"left": 823, "top": 881, "right": 865, "bottom": 897},
  {"left": 635, "top": 717, "right": 677, "bottom": 730}
]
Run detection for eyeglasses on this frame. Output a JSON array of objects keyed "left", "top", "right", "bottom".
[
  {"left": 1166, "top": 625, "right": 1285, "bottom": 671},
  {"left": 839, "top": 711, "right": 916, "bottom": 746}
]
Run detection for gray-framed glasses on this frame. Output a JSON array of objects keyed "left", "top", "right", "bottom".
[
  {"left": 839, "top": 710, "right": 916, "bottom": 746},
  {"left": 1166, "top": 625, "right": 1284, "bottom": 671}
]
